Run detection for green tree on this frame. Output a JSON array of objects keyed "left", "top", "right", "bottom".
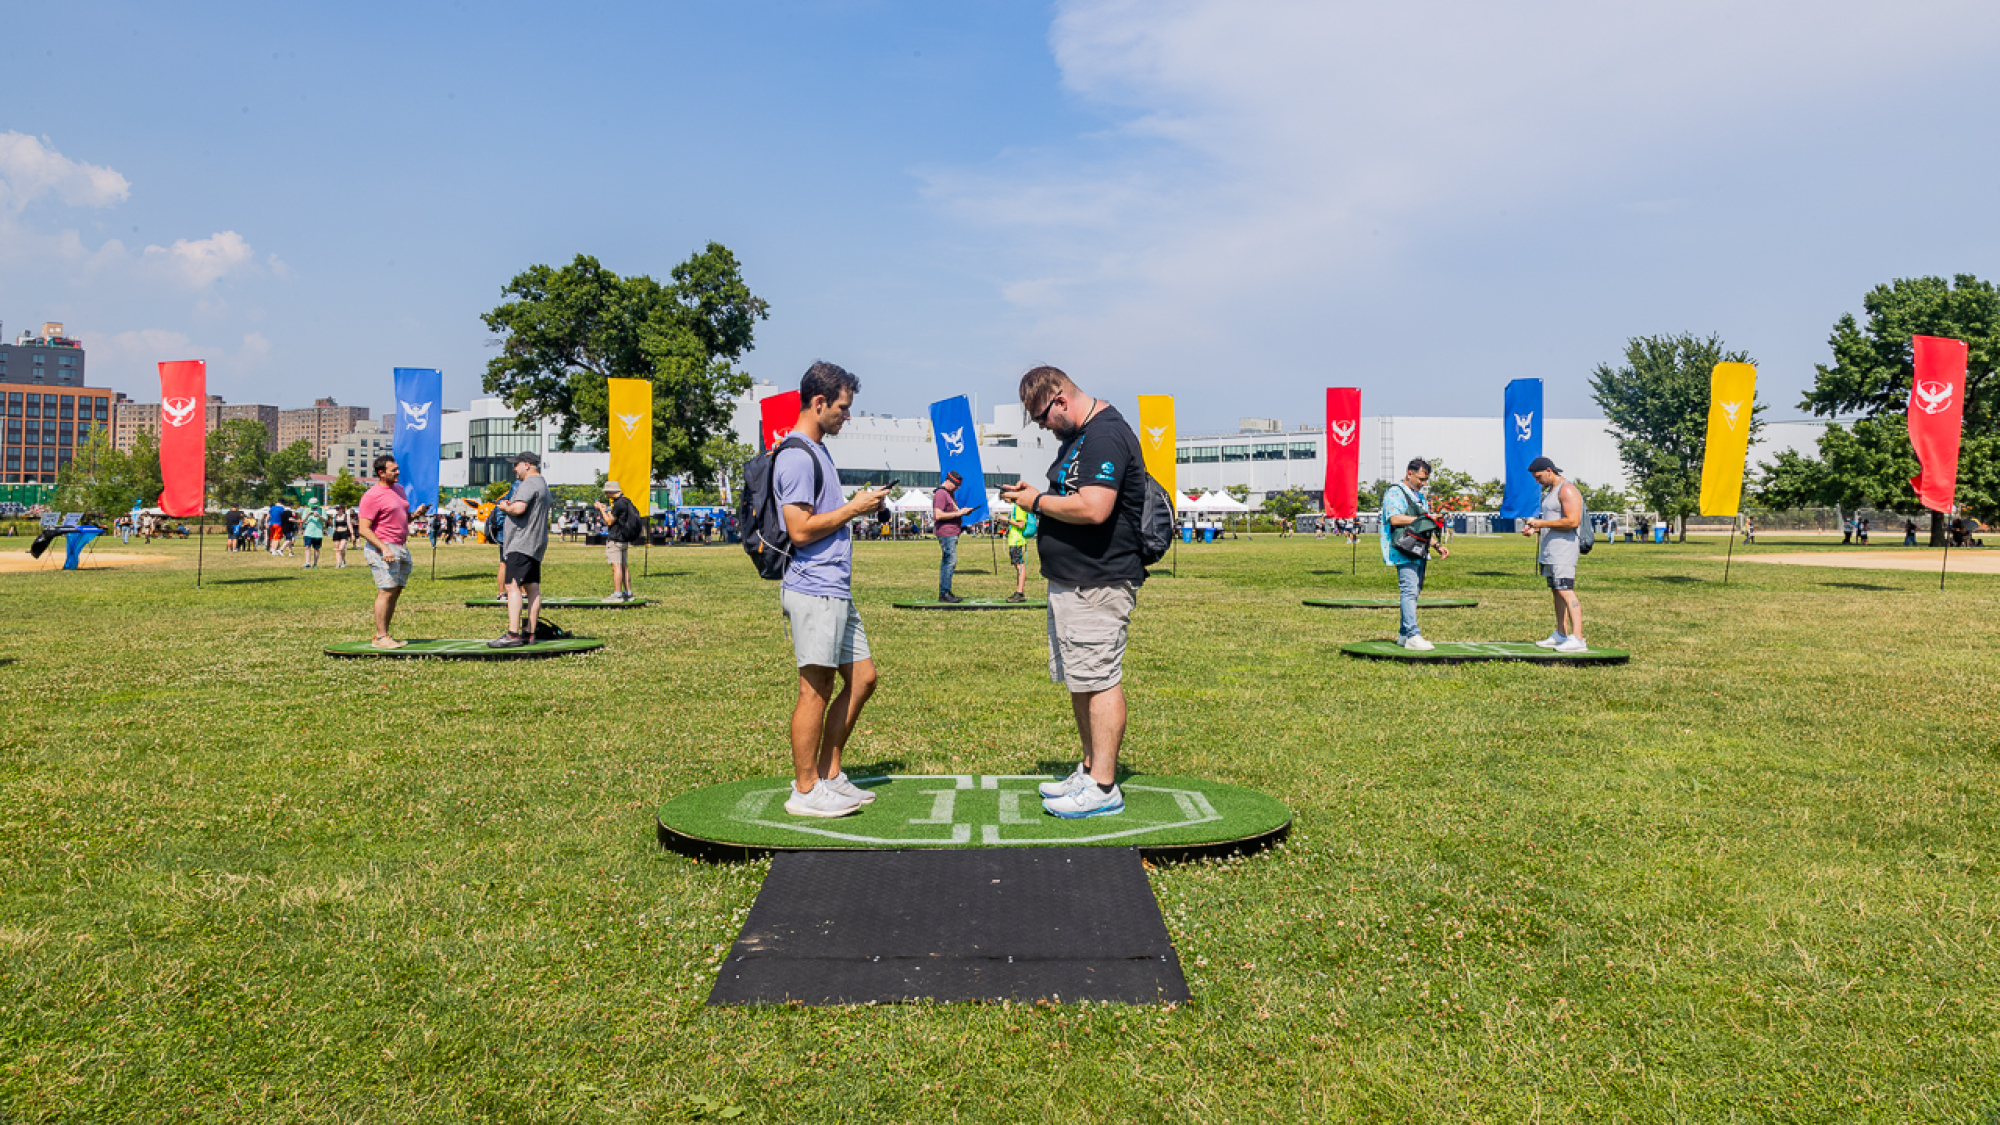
[
  {"left": 207, "top": 420, "right": 316, "bottom": 506},
  {"left": 481, "top": 245, "right": 768, "bottom": 487},
  {"left": 1262, "top": 488, "right": 1312, "bottom": 521},
  {"left": 329, "top": 468, "right": 364, "bottom": 509},
  {"left": 700, "top": 433, "right": 756, "bottom": 506},
  {"left": 1759, "top": 274, "right": 2000, "bottom": 544},
  {"left": 481, "top": 480, "right": 513, "bottom": 503},
  {"left": 55, "top": 428, "right": 140, "bottom": 517},
  {"left": 1590, "top": 332, "right": 1760, "bottom": 541},
  {"left": 1224, "top": 484, "right": 1250, "bottom": 504},
  {"left": 1573, "top": 479, "right": 1630, "bottom": 513}
]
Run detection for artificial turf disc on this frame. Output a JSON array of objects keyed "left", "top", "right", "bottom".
[
  {"left": 1340, "top": 639, "right": 1628, "bottom": 665},
  {"left": 657, "top": 773, "right": 1290, "bottom": 862},
  {"left": 323, "top": 637, "right": 605, "bottom": 659},
  {"left": 892, "top": 599, "right": 1047, "bottom": 610},
  {"left": 1303, "top": 598, "right": 1478, "bottom": 609},
  {"left": 462, "top": 597, "right": 649, "bottom": 608}
]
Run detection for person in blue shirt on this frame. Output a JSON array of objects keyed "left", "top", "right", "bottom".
[{"left": 1380, "top": 458, "right": 1451, "bottom": 650}]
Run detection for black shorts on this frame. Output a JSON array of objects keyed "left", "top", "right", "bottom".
[{"left": 503, "top": 552, "right": 543, "bottom": 587}]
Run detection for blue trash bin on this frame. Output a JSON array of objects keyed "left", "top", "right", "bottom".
[
  {"left": 1653, "top": 525, "right": 1666, "bottom": 543},
  {"left": 1181, "top": 527, "right": 1193, "bottom": 543}
]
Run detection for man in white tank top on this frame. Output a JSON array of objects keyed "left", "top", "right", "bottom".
[{"left": 1520, "top": 456, "right": 1587, "bottom": 653}]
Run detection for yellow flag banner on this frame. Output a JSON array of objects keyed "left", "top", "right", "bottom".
[
  {"left": 607, "top": 378, "right": 653, "bottom": 517},
  {"left": 1698, "top": 362, "right": 1757, "bottom": 517},
  {"left": 1135, "top": 395, "right": 1176, "bottom": 503}
]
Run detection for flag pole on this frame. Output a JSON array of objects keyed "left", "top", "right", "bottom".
[
  {"left": 1939, "top": 510, "right": 1951, "bottom": 592},
  {"left": 195, "top": 515, "right": 205, "bottom": 589},
  {"left": 1723, "top": 524, "right": 1736, "bottom": 585}
]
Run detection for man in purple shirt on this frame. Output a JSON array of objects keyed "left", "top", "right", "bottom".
[{"left": 932, "top": 470, "right": 973, "bottom": 602}]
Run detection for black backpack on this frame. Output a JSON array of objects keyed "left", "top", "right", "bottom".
[
  {"left": 1136, "top": 475, "right": 1175, "bottom": 567},
  {"left": 739, "top": 435, "right": 822, "bottom": 580}
]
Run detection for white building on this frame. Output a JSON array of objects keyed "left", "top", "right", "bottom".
[
  {"left": 326, "top": 418, "right": 395, "bottom": 483},
  {"left": 730, "top": 382, "right": 1826, "bottom": 506},
  {"left": 438, "top": 397, "right": 607, "bottom": 489}
]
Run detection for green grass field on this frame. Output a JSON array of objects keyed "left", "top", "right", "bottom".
[{"left": 3, "top": 532, "right": 1997, "bottom": 1123}]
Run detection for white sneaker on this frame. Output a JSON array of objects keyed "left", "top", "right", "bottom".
[
  {"left": 1535, "top": 632, "right": 1567, "bottom": 648},
  {"left": 1402, "top": 635, "right": 1436, "bottom": 651},
  {"left": 827, "top": 771, "right": 877, "bottom": 805},
  {"left": 1555, "top": 636, "right": 1588, "bottom": 654},
  {"left": 1043, "top": 782, "right": 1124, "bottom": 819},
  {"left": 1038, "top": 763, "right": 1090, "bottom": 799},
  {"left": 782, "top": 780, "right": 862, "bottom": 818},
  {"left": 602, "top": 594, "right": 625, "bottom": 603}
]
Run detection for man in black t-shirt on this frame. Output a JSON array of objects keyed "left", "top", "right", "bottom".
[
  {"left": 593, "top": 481, "right": 643, "bottom": 602},
  {"left": 999, "top": 365, "right": 1148, "bottom": 820}
]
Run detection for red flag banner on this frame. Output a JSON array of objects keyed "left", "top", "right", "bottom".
[
  {"left": 1323, "top": 387, "right": 1361, "bottom": 519},
  {"left": 759, "top": 389, "right": 801, "bottom": 452},
  {"left": 1908, "top": 335, "right": 1967, "bottom": 513},
  {"left": 157, "top": 359, "right": 207, "bottom": 517}
]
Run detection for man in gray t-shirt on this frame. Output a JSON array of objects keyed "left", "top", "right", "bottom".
[
  {"left": 489, "top": 451, "right": 551, "bottom": 648},
  {"left": 1520, "top": 455, "right": 1588, "bottom": 653}
]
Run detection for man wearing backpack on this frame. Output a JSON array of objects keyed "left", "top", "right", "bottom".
[
  {"left": 1381, "top": 458, "right": 1452, "bottom": 650},
  {"left": 999, "top": 366, "right": 1149, "bottom": 820},
  {"left": 488, "top": 452, "right": 551, "bottom": 648},
  {"left": 1520, "top": 456, "right": 1589, "bottom": 652},
  {"left": 593, "top": 480, "right": 642, "bottom": 602},
  {"left": 773, "top": 363, "right": 893, "bottom": 818}
]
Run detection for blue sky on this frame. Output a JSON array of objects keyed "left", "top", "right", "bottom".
[{"left": 7, "top": 0, "right": 2000, "bottom": 436}]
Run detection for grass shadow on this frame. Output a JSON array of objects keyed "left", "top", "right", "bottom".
[
  {"left": 208, "top": 575, "right": 299, "bottom": 585},
  {"left": 1817, "top": 581, "right": 1897, "bottom": 592},
  {"left": 1469, "top": 571, "right": 1520, "bottom": 578},
  {"left": 842, "top": 759, "right": 907, "bottom": 779},
  {"left": 1648, "top": 575, "right": 1706, "bottom": 585}
]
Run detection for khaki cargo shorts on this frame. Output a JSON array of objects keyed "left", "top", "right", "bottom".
[{"left": 1046, "top": 579, "right": 1136, "bottom": 693}]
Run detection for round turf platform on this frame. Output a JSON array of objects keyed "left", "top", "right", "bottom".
[
  {"left": 658, "top": 773, "right": 1290, "bottom": 862},
  {"left": 462, "top": 597, "right": 649, "bottom": 608},
  {"left": 1340, "top": 639, "right": 1629, "bottom": 665},
  {"left": 1303, "top": 597, "right": 1478, "bottom": 609},
  {"left": 324, "top": 637, "right": 605, "bottom": 659},
  {"left": 891, "top": 599, "right": 1048, "bottom": 610}
]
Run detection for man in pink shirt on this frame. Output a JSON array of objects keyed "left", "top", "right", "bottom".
[{"left": 358, "top": 454, "right": 428, "bottom": 649}]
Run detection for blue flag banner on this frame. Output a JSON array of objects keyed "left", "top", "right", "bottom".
[
  {"left": 1500, "top": 378, "right": 1543, "bottom": 519},
  {"left": 928, "top": 395, "right": 989, "bottom": 525},
  {"left": 392, "top": 367, "right": 443, "bottom": 512}
]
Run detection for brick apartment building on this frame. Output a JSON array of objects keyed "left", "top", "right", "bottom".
[
  {"left": 279, "top": 398, "right": 370, "bottom": 460},
  {"left": 113, "top": 396, "right": 280, "bottom": 453}
]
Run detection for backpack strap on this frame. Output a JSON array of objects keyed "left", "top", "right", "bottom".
[{"left": 774, "top": 434, "right": 824, "bottom": 506}]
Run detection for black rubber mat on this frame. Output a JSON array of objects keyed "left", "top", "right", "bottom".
[{"left": 708, "top": 847, "right": 1188, "bottom": 1006}]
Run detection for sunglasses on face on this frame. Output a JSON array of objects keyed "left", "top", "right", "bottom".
[{"left": 1032, "top": 394, "right": 1063, "bottom": 428}]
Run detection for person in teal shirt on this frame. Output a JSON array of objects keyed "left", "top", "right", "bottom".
[
  {"left": 1379, "top": 458, "right": 1450, "bottom": 649},
  {"left": 301, "top": 507, "right": 326, "bottom": 569}
]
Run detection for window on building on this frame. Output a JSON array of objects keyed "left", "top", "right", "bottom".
[
  {"left": 59, "top": 356, "right": 75, "bottom": 367},
  {"left": 59, "top": 398, "right": 73, "bottom": 420},
  {"left": 1290, "top": 442, "right": 1317, "bottom": 460},
  {"left": 59, "top": 428, "right": 72, "bottom": 447},
  {"left": 440, "top": 442, "right": 462, "bottom": 460},
  {"left": 57, "top": 449, "right": 71, "bottom": 466},
  {"left": 1220, "top": 445, "right": 1250, "bottom": 462},
  {"left": 25, "top": 396, "right": 39, "bottom": 418},
  {"left": 1186, "top": 446, "right": 1219, "bottom": 464},
  {"left": 1252, "top": 443, "right": 1287, "bottom": 461}
]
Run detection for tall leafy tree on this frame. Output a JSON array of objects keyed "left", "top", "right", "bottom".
[
  {"left": 1758, "top": 274, "right": 1999, "bottom": 543},
  {"left": 1590, "top": 333, "right": 1760, "bottom": 541},
  {"left": 55, "top": 428, "right": 142, "bottom": 516},
  {"left": 206, "top": 420, "right": 315, "bottom": 506},
  {"left": 481, "top": 245, "right": 769, "bottom": 487},
  {"left": 328, "top": 468, "right": 365, "bottom": 509}
]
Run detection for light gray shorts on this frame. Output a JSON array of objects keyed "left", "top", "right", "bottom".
[
  {"left": 1540, "top": 561, "right": 1577, "bottom": 589},
  {"left": 1046, "top": 580, "right": 1137, "bottom": 693},
  {"left": 780, "top": 588, "right": 872, "bottom": 669},
  {"left": 363, "top": 542, "right": 412, "bottom": 590},
  {"left": 604, "top": 541, "right": 630, "bottom": 565}
]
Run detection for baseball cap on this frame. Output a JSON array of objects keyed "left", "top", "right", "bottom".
[
  {"left": 513, "top": 451, "right": 542, "bottom": 467},
  {"left": 1527, "top": 456, "right": 1561, "bottom": 474}
]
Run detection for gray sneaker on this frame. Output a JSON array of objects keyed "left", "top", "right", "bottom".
[
  {"left": 827, "top": 771, "right": 877, "bottom": 805},
  {"left": 1043, "top": 782, "right": 1124, "bottom": 819},
  {"left": 1038, "top": 763, "right": 1090, "bottom": 799},
  {"left": 783, "top": 780, "right": 862, "bottom": 818}
]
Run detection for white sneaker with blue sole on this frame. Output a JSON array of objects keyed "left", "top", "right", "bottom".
[
  {"left": 1043, "top": 783, "right": 1124, "bottom": 819},
  {"left": 1038, "top": 763, "right": 1089, "bottom": 799}
]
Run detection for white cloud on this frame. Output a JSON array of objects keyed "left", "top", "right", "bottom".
[
  {"left": 924, "top": 0, "right": 2000, "bottom": 390},
  {"left": 0, "top": 132, "right": 130, "bottom": 212},
  {"left": 90, "top": 329, "right": 276, "bottom": 376},
  {"left": 142, "top": 230, "right": 257, "bottom": 289}
]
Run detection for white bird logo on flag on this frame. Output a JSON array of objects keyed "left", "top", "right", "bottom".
[
  {"left": 401, "top": 401, "right": 431, "bottom": 430},
  {"left": 617, "top": 412, "right": 644, "bottom": 439},
  {"left": 1913, "top": 381, "right": 1954, "bottom": 415},
  {"left": 1329, "top": 420, "right": 1356, "bottom": 446},
  {"left": 770, "top": 425, "right": 793, "bottom": 442},
  {"left": 942, "top": 427, "right": 965, "bottom": 456},
  {"left": 1720, "top": 400, "right": 1743, "bottom": 429},
  {"left": 162, "top": 397, "right": 199, "bottom": 428},
  {"left": 1513, "top": 412, "right": 1535, "bottom": 442},
  {"left": 1146, "top": 425, "right": 1167, "bottom": 449}
]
